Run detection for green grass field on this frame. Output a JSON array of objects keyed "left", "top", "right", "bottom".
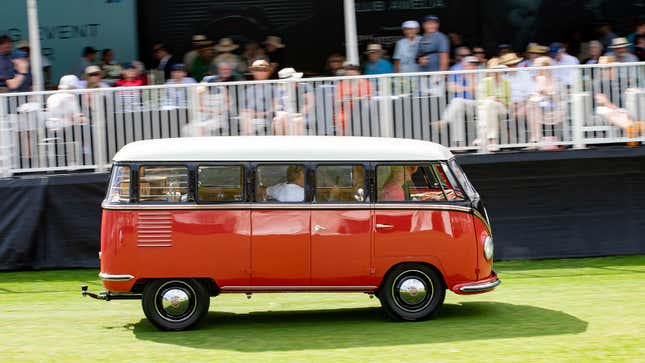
[{"left": 1, "top": 255, "right": 644, "bottom": 362}]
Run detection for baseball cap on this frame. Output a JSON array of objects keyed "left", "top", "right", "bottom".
[
  {"left": 463, "top": 56, "right": 481, "bottom": 64},
  {"left": 402, "top": 20, "right": 420, "bottom": 29},
  {"left": 85, "top": 65, "right": 102, "bottom": 75},
  {"left": 549, "top": 42, "right": 564, "bottom": 56},
  {"left": 171, "top": 63, "right": 186, "bottom": 71},
  {"left": 423, "top": 15, "right": 440, "bottom": 23},
  {"left": 11, "top": 50, "right": 28, "bottom": 59}
]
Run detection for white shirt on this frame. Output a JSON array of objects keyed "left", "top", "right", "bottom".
[
  {"left": 506, "top": 70, "right": 535, "bottom": 102},
  {"left": 45, "top": 92, "right": 81, "bottom": 128},
  {"left": 266, "top": 182, "right": 304, "bottom": 202},
  {"left": 553, "top": 53, "right": 580, "bottom": 86}
]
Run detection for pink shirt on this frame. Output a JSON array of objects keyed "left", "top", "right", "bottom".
[{"left": 380, "top": 182, "right": 405, "bottom": 201}]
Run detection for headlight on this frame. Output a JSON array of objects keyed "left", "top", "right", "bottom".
[{"left": 483, "top": 236, "right": 494, "bottom": 260}]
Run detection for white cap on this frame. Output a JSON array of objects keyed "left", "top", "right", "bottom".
[
  {"left": 58, "top": 75, "right": 80, "bottom": 90},
  {"left": 278, "top": 67, "right": 303, "bottom": 79},
  {"left": 402, "top": 20, "right": 420, "bottom": 29}
]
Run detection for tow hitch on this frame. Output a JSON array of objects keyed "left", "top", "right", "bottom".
[{"left": 81, "top": 285, "right": 142, "bottom": 301}]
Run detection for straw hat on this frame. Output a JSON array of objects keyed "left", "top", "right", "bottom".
[
  {"left": 598, "top": 55, "right": 615, "bottom": 64},
  {"left": 84, "top": 65, "right": 102, "bottom": 75},
  {"left": 498, "top": 52, "right": 524, "bottom": 66},
  {"left": 192, "top": 34, "right": 211, "bottom": 46},
  {"left": 58, "top": 75, "right": 80, "bottom": 90},
  {"left": 486, "top": 57, "right": 508, "bottom": 69},
  {"left": 214, "top": 38, "right": 238, "bottom": 52},
  {"left": 278, "top": 67, "right": 303, "bottom": 79},
  {"left": 365, "top": 43, "right": 385, "bottom": 54},
  {"left": 249, "top": 59, "right": 271, "bottom": 71},
  {"left": 609, "top": 37, "right": 631, "bottom": 49},
  {"left": 533, "top": 56, "right": 552, "bottom": 67},
  {"left": 526, "top": 43, "right": 549, "bottom": 54},
  {"left": 264, "top": 36, "right": 285, "bottom": 48}
]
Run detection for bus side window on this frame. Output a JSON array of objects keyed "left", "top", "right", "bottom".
[
  {"left": 433, "top": 163, "right": 465, "bottom": 200},
  {"left": 315, "top": 165, "right": 366, "bottom": 203},
  {"left": 377, "top": 164, "right": 447, "bottom": 202},
  {"left": 107, "top": 165, "right": 130, "bottom": 203},
  {"left": 255, "top": 165, "right": 306, "bottom": 203},
  {"left": 198, "top": 166, "right": 244, "bottom": 202},
  {"left": 139, "top": 165, "right": 189, "bottom": 202}
]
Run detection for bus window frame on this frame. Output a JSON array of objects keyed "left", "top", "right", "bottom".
[
  {"left": 252, "top": 162, "right": 311, "bottom": 204},
  {"left": 311, "top": 162, "right": 370, "bottom": 204},
  {"left": 194, "top": 162, "right": 249, "bottom": 204},
  {"left": 134, "top": 162, "right": 193, "bottom": 204}
]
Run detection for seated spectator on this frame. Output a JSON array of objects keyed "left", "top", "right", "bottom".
[
  {"left": 363, "top": 43, "right": 393, "bottom": 75},
  {"left": 72, "top": 47, "right": 97, "bottom": 78},
  {"left": 213, "top": 38, "right": 243, "bottom": 74},
  {"left": 5, "top": 51, "right": 32, "bottom": 92},
  {"left": 78, "top": 65, "right": 109, "bottom": 88},
  {"left": 518, "top": 43, "right": 548, "bottom": 67},
  {"left": 273, "top": 67, "right": 313, "bottom": 135},
  {"left": 164, "top": 64, "right": 196, "bottom": 107},
  {"left": 605, "top": 37, "right": 639, "bottom": 63},
  {"left": 45, "top": 75, "right": 85, "bottom": 129},
  {"left": 115, "top": 63, "right": 146, "bottom": 87},
  {"left": 476, "top": 59, "right": 511, "bottom": 151},
  {"left": 132, "top": 61, "right": 149, "bottom": 85},
  {"left": 264, "top": 36, "right": 286, "bottom": 76},
  {"left": 526, "top": 56, "right": 566, "bottom": 146},
  {"left": 203, "top": 61, "right": 242, "bottom": 83},
  {"left": 266, "top": 165, "right": 305, "bottom": 202},
  {"left": 16, "top": 40, "right": 52, "bottom": 88},
  {"left": 240, "top": 59, "right": 276, "bottom": 135},
  {"left": 165, "top": 63, "right": 196, "bottom": 85},
  {"left": 583, "top": 40, "right": 604, "bottom": 64},
  {"left": 335, "top": 64, "right": 372, "bottom": 135},
  {"left": 549, "top": 42, "right": 579, "bottom": 86},
  {"left": 393, "top": 20, "right": 420, "bottom": 73},
  {"left": 635, "top": 34, "right": 645, "bottom": 61},
  {"left": 472, "top": 46, "right": 487, "bottom": 67},
  {"left": 450, "top": 46, "right": 472, "bottom": 70},
  {"left": 324, "top": 53, "right": 345, "bottom": 76},
  {"left": 100, "top": 49, "right": 122, "bottom": 79},
  {"left": 440, "top": 56, "right": 481, "bottom": 146}
]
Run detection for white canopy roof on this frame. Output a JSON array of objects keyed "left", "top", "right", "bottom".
[{"left": 113, "top": 136, "right": 454, "bottom": 162}]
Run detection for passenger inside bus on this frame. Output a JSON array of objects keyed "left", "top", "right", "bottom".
[
  {"left": 379, "top": 166, "right": 406, "bottom": 201},
  {"left": 265, "top": 165, "right": 305, "bottom": 202}
]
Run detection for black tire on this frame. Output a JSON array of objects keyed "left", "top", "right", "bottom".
[
  {"left": 142, "top": 279, "right": 210, "bottom": 331},
  {"left": 379, "top": 264, "right": 445, "bottom": 321}
]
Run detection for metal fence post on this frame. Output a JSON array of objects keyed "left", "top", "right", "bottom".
[
  {"left": 91, "top": 91, "right": 108, "bottom": 172},
  {"left": 571, "top": 93, "right": 586, "bottom": 149},
  {"left": 476, "top": 100, "right": 490, "bottom": 154},
  {"left": 0, "top": 95, "right": 12, "bottom": 177},
  {"left": 378, "top": 76, "right": 393, "bottom": 137}
]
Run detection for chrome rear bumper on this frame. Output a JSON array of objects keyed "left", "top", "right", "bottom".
[{"left": 98, "top": 273, "right": 134, "bottom": 281}]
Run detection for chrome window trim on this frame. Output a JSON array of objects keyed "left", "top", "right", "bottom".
[{"left": 98, "top": 273, "right": 135, "bottom": 281}]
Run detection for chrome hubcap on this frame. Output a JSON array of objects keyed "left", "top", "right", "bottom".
[
  {"left": 398, "top": 278, "right": 427, "bottom": 305},
  {"left": 161, "top": 288, "right": 191, "bottom": 316}
]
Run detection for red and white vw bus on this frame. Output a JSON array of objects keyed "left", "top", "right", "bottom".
[{"left": 82, "top": 136, "right": 499, "bottom": 330}]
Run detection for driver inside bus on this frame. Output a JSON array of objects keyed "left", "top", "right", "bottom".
[{"left": 266, "top": 165, "right": 305, "bottom": 202}]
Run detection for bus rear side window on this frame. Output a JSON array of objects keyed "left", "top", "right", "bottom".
[
  {"left": 139, "top": 166, "right": 189, "bottom": 202},
  {"left": 107, "top": 165, "right": 130, "bottom": 203},
  {"left": 198, "top": 166, "right": 244, "bottom": 202}
]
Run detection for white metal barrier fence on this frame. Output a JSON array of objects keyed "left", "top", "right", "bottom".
[{"left": 1, "top": 62, "right": 644, "bottom": 176}]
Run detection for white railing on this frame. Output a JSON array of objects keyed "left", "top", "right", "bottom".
[{"left": 1, "top": 62, "right": 644, "bottom": 176}]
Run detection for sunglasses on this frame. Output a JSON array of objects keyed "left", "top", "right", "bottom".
[{"left": 88, "top": 73, "right": 101, "bottom": 77}]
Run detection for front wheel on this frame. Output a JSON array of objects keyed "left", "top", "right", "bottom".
[
  {"left": 379, "top": 264, "right": 445, "bottom": 321},
  {"left": 142, "top": 279, "right": 210, "bottom": 331}
]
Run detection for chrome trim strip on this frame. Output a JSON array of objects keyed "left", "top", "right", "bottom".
[
  {"left": 473, "top": 209, "right": 493, "bottom": 236},
  {"left": 458, "top": 279, "right": 501, "bottom": 293},
  {"left": 98, "top": 273, "right": 134, "bottom": 281},
  {"left": 103, "top": 201, "right": 472, "bottom": 213},
  {"left": 220, "top": 285, "right": 378, "bottom": 291}
]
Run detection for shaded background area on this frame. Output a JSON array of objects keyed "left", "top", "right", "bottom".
[{"left": 1, "top": 147, "right": 644, "bottom": 270}]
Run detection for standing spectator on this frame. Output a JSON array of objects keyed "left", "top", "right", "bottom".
[
  {"left": 518, "top": 43, "right": 548, "bottom": 67},
  {"left": 605, "top": 38, "right": 639, "bottom": 63},
  {"left": 16, "top": 40, "right": 52, "bottom": 88},
  {"left": 416, "top": 15, "right": 449, "bottom": 72},
  {"left": 213, "top": 38, "right": 242, "bottom": 74},
  {"left": 240, "top": 59, "right": 276, "bottom": 135},
  {"left": 241, "top": 40, "right": 265, "bottom": 73},
  {"left": 627, "top": 17, "right": 645, "bottom": 51},
  {"left": 5, "top": 51, "right": 32, "bottom": 92},
  {"left": 324, "top": 53, "right": 345, "bottom": 76},
  {"left": 203, "top": 61, "right": 242, "bottom": 83},
  {"left": 264, "top": 36, "right": 286, "bottom": 76},
  {"left": 152, "top": 42, "right": 179, "bottom": 80},
  {"left": 583, "top": 40, "right": 604, "bottom": 64},
  {"left": 497, "top": 44, "right": 512, "bottom": 57},
  {"left": 363, "top": 44, "right": 393, "bottom": 75},
  {"left": 450, "top": 46, "right": 472, "bottom": 70},
  {"left": 549, "top": 43, "right": 579, "bottom": 86},
  {"left": 78, "top": 65, "right": 109, "bottom": 88},
  {"left": 472, "top": 46, "right": 487, "bottom": 66},
  {"left": 99, "top": 49, "right": 122, "bottom": 79},
  {"left": 335, "top": 64, "right": 372, "bottom": 135},
  {"left": 634, "top": 35, "right": 645, "bottom": 61},
  {"left": 596, "top": 21, "right": 619, "bottom": 51},
  {"left": 393, "top": 20, "right": 421, "bottom": 73},
  {"left": 0, "top": 35, "right": 14, "bottom": 92},
  {"left": 191, "top": 41, "right": 214, "bottom": 81},
  {"left": 184, "top": 35, "right": 209, "bottom": 74},
  {"left": 72, "top": 47, "right": 97, "bottom": 78},
  {"left": 115, "top": 63, "right": 146, "bottom": 87}
]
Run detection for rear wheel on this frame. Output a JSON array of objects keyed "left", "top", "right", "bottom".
[
  {"left": 379, "top": 264, "right": 445, "bottom": 321},
  {"left": 142, "top": 279, "right": 210, "bottom": 331}
]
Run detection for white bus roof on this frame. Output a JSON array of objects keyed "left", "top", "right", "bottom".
[{"left": 113, "top": 136, "right": 454, "bottom": 162}]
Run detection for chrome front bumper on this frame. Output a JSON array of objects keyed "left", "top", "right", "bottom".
[
  {"left": 458, "top": 278, "right": 501, "bottom": 293},
  {"left": 98, "top": 272, "right": 134, "bottom": 281}
]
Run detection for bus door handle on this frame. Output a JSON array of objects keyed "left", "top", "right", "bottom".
[
  {"left": 376, "top": 223, "right": 394, "bottom": 230},
  {"left": 313, "top": 225, "right": 328, "bottom": 231}
]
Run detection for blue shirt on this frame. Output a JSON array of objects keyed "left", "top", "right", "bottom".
[
  {"left": 450, "top": 73, "right": 475, "bottom": 100},
  {"left": 0, "top": 52, "right": 14, "bottom": 87},
  {"left": 364, "top": 58, "right": 394, "bottom": 75},
  {"left": 393, "top": 36, "right": 420, "bottom": 73},
  {"left": 416, "top": 31, "right": 450, "bottom": 72},
  {"left": 449, "top": 62, "right": 464, "bottom": 71}
]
